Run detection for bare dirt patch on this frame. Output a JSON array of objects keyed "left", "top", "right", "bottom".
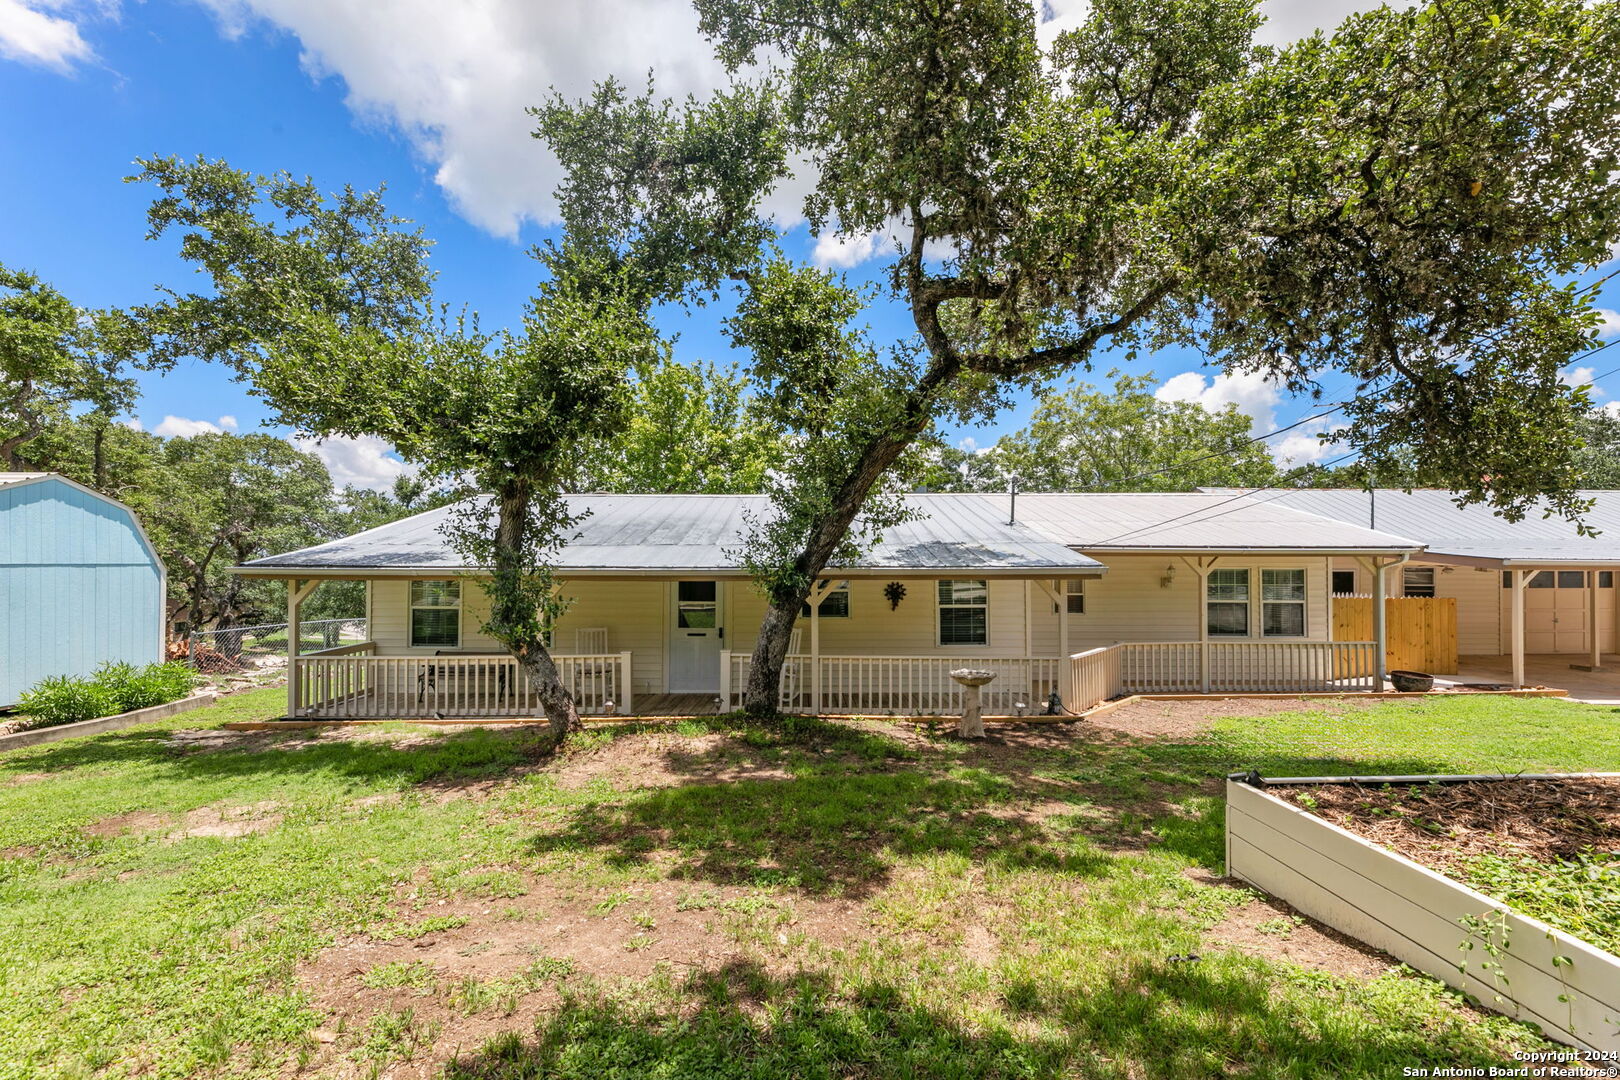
[
  {"left": 1088, "top": 695, "right": 1416, "bottom": 740},
  {"left": 84, "top": 810, "right": 171, "bottom": 837},
  {"left": 170, "top": 800, "right": 284, "bottom": 839},
  {"left": 1206, "top": 893, "right": 1396, "bottom": 980},
  {"left": 1269, "top": 776, "right": 1620, "bottom": 875},
  {"left": 553, "top": 731, "right": 793, "bottom": 791},
  {"left": 296, "top": 873, "right": 863, "bottom": 1079}
]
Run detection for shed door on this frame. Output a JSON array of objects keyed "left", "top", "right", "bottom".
[
  {"left": 1523, "top": 571, "right": 1588, "bottom": 653},
  {"left": 668, "top": 581, "right": 722, "bottom": 693}
]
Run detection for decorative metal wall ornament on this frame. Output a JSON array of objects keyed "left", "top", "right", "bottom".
[{"left": 883, "top": 582, "right": 907, "bottom": 610}]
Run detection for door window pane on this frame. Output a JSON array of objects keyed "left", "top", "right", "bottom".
[
  {"left": 677, "top": 581, "right": 718, "bottom": 628},
  {"left": 1558, "top": 570, "right": 1586, "bottom": 589},
  {"left": 1528, "top": 571, "right": 1554, "bottom": 588}
]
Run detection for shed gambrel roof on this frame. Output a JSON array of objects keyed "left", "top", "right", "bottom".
[
  {"left": 1205, "top": 488, "right": 1620, "bottom": 564},
  {"left": 239, "top": 493, "right": 1108, "bottom": 577}
]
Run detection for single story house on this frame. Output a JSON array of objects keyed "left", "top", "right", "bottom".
[
  {"left": 235, "top": 491, "right": 1437, "bottom": 719},
  {"left": 1, "top": 472, "right": 167, "bottom": 709}
]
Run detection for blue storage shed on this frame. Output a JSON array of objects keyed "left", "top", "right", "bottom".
[{"left": 1, "top": 472, "right": 166, "bottom": 709}]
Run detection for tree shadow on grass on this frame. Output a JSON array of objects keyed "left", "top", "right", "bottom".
[
  {"left": 523, "top": 766, "right": 1115, "bottom": 899},
  {"left": 441, "top": 956, "right": 1532, "bottom": 1080},
  {"left": 0, "top": 722, "right": 554, "bottom": 792}
]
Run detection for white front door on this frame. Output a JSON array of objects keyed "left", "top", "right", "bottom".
[{"left": 668, "top": 580, "right": 722, "bottom": 693}]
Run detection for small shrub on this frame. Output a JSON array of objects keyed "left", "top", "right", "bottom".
[
  {"left": 14, "top": 676, "right": 115, "bottom": 729},
  {"left": 13, "top": 661, "right": 196, "bottom": 731},
  {"left": 95, "top": 661, "right": 197, "bottom": 713}
]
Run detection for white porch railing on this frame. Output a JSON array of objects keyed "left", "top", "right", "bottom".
[
  {"left": 723, "top": 652, "right": 1062, "bottom": 715},
  {"left": 1111, "top": 640, "right": 1379, "bottom": 695},
  {"left": 1064, "top": 646, "right": 1124, "bottom": 713},
  {"left": 289, "top": 648, "right": 634, "bottom": 719}
]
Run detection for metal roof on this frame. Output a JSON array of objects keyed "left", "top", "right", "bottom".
[
  {"left": 239, "top": 493, "right": 1107, "bottom": 576},
  {"left": 1010, "top": 493, "right": 1424, "bottom": 552},
  {"left": 1206, "top": 488, "right": 1620, "bottom": 564},
  {"left": 0, "top": 472, "right": 50, "bottom": 489}
]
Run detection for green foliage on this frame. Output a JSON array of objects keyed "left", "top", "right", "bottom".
[
  {"left": 575, "top": 357, "right": 786, "bottom": 493},
  {"left": 687, "top": 0, "right": 1620, "bottom": 530},
  {"left": 726, "top": 260, "right": 924, "bottom": 605},
  {"left": 14, "top": 662, "right": 195, "bottom": 729},
  {"left": 92, "top": 661, "right": 197, "bottom": 713},
  {"left": 14, "top": 675, "right": 116, "bottom": 729},
  {"left": 922, "top": 371, "right": 1286, "bottom": 492},
  {"left": 1462, "top": 851, "right": 1620, "bottom": 957},
  {"left": 0, "top": 263, "right": 137, "bottom": 469}
]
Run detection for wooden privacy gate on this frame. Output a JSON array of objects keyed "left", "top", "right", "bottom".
[{"left": 1332, "top": 596, "right": 1457, "bottom": 676}]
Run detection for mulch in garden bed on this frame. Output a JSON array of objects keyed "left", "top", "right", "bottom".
[{"left": 1268, "top": 776, "right": 1620, "bottom": 876}]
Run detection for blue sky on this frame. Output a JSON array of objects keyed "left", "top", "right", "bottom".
[{"left": 3, "top": 0, "right": 1617, "bottom": 489}]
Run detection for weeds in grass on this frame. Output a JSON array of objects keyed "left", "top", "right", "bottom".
[
  {"left": 1462, "top": 850, "right": 1620, "bottom": 956},
  {"left": 369, "top": 914, "right": 470, "bottom": 941},
  {"left": 360, "top": 961, "right": 438, "bottom": 991}
]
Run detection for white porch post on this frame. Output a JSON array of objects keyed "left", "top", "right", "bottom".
[
  {"left": 286, "top": 578, "right": 317, "bottom": 718},
  {"left": 1195, "top": 558, "right": 1213, "bottom": 693},
  {"left": 810, "top": 581, "right": 822, "bottom": 714},
  {"left": 718, "top": 650, "right": 731, "bottom": 712},
  {"left": 619, "top": 650, "right": 634, "bottom": 714},
  {"left": 1511, "top": 568, "right": 1527, "bottom": 687},
  {"left": 1023, "top": 580, "right": 1033, "bottom": 658},
  {"left": 1372, "top": 560, "right": 1388, "bottom": 690},
  {"left": 1058, "top": 578, "right": 1070, "bottom": 661},
  {"left": 1588, "top": 571, "right": 1601, "bottom": 671}
]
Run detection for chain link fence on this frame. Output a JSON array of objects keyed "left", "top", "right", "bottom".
[{"left": 181, "top": 619, "right": 369, "bottom": 674}]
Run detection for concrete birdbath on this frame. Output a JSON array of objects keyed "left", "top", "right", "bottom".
[{"left": 949, "top": 668, "right": 996, "bottom": 738}]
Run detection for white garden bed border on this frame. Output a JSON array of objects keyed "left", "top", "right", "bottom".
[
  {"left": 1225, "top": 772, "right": 1620, "bottom": 1053},
  {"left": 0, "top": 691, "right": 217, "bottom": 751}
]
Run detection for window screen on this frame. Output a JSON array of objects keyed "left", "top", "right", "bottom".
[
  {"left": 1206, "top": 569, "right": 1249, "bottom": 637},
  {"left": 410, "top": 579, "right": 461, "bottom": 648},
  {"left": 1403, "top": 567, "right": 1436, "bottom": 597},
  {"left": 802, "top": 581, "right": 850, "bottom": 618},
  {"left": 938, "top": 580, "right": 988, "bottom": 645},
  {"left": 1261, "top": 569, "right": 1306, "bottom": 637}
]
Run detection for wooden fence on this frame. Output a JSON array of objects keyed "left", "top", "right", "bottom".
[{"left": 1332, "top": 596, "right": 1457, "bottom": 675}]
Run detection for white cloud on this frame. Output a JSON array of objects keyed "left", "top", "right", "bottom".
[
  {"left": 197, "top": 0, "right": 731, "bottom": 238},
  {"left": 0, "top": 0, "right": 94, "bottom": 70},
  {"left": 122, "top": 417, "right": 142, "bottom": 432},
  {"left": 217, "top": 414, "right": 239, "bottom": 430},
  {"left": 152, "top": 414, "right": 226, "bottom": 437},
  {"left": 1155, "top": 369, "right": 1345, "bottom": 465},
  {"left": 811, "top": 231, "right": 884, "bottom": 270},
  {"left": 1596, "top": 309, "right": 1620, "bottom": 339},
  {"left": 1156, "top": 370, "right": 1282, "bottom": 433},
  {"left": 290, "top": 432, "right": 413, "bottom": 491}
]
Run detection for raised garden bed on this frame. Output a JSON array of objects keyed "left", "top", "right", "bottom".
[{"left": 1226, "top": 772, "right": 1620, "bottom": 1054}]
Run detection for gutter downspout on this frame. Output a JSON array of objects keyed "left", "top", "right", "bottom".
[{"left": 1372, "top": 553, "right": 1410, "bottom": 690}]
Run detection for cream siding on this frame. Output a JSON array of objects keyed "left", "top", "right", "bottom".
[
  {"left": 1038, "top": 554, "right": 1334, "bottom": 653},
  {"left": 364, "top": 575, "right": 1043, "bottom": 695}
]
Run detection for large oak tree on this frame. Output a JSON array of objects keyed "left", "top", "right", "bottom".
[{"left": 551, "top": 0, "right": 1620, "bottom": 714}]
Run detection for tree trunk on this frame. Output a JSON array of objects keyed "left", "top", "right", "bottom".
[
  {"left": 744, "top": 594, "right": 810, "bottom": 716},
  {"left": 488, "top": 481, "right": 581, "bottom": 744}
]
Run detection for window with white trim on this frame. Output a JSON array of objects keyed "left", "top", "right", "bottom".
[
  {"left": 1064, "top": 578, "right": 1085, "bottom": 614},
  {"left": 1261, "top": 569, "right": 1307, "bottom": 637},
  {"left": 1331, "top": 569, "right": 1357, "bottom": 595},
  {"left": 802, "top": 580, "right": 850, "bottom": 618},
  {"left": 1403, "top": 566, "right": 1436, "bottom": 597},
  {"left": 937, "top": 579, "right": 988, "bottom": 645},
  {"left": 410, "top": 580, "right": 461, "bottom": 648},
  {"left": 1206, "top": 569, "right": 1250, "bottom": 637}
]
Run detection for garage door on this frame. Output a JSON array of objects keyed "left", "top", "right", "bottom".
[{"left": 1523, "top": 570, "right": 1592, "bottom": 653}]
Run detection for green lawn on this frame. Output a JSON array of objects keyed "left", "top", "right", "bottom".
[{"left": 1, "top": 691, "right": 1615, "bottom": 1079}]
